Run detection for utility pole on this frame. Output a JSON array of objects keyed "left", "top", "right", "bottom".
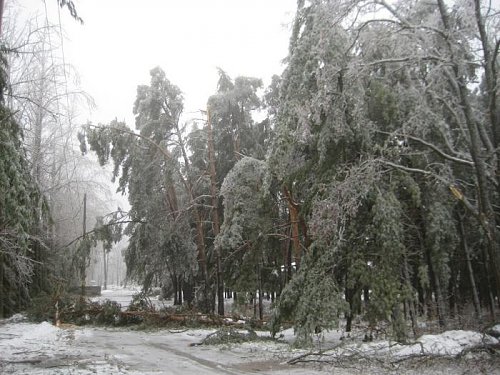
[{"left": 81, "top": 193, "right": 87, "bottom": 298}]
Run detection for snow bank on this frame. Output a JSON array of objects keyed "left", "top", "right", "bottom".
[
  {"left": 0, "top": 321, "right": 63, "bottom": 358},
  {"left": 101, "top": 286, "right": 140, "bottom": 295},
  {"left": 322, "top": 329, "right": 499, "bottom": 360},
  {"left": 3, "top": 313, "right": 27, "bottom": 323},
  {"left": 23, "top": 321, "right": 59, "bottom": 340},
  {"left": 487, "top": 323, "right": 500, "bottom": 338},
  {"left": 396, "top": 330, "right": 498, "bottom": 357}
]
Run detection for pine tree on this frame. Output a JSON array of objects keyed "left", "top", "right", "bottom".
[
  {"left": 271, "top": 0, "right": 499, "bottom": 341},
  {"left": 0, "top": 51, "right": 48, "bottom": 317}
]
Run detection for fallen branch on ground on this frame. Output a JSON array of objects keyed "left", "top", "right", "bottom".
[{"left": 287, "top": 339, "right": 500, "bottom": 368}]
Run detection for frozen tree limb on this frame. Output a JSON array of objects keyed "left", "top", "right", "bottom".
[{"left": 377, "top": 130, "right": 474, "bottom": 167}]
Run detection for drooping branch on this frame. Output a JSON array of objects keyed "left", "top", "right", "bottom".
[
  {"left": 61, "top": 219, "right": 145, "bottom": 249},
  {"left": 377, "top": 130, "right": 474, "bottom": 167},
  {"left": 379, "top": 159, "right": 481, "bottom": 232},
  {"left": 57, "top": 0, "right": 83, "bottom": 24},
  {"left": 362, "top": 55, "right": 451, "bottom": 67}
]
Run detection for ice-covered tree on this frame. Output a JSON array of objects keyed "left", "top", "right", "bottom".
[
  {"left": 215, "top": 157, "right": 275, "bottom": 319},
  {"left": 0, "top": 51, "right": 49, "bottom": 317},
  {"left": 82, "top": 68, "right": 200, "bottom": 307},
  {"left": 271, "top": 0, "right": 499, "bottom": 340}
]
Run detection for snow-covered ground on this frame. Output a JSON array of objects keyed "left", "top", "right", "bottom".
[
  {"left": 0, "top": 316, "right": 312, "bottom": 374},
  {"left": 98, "top": 286, "right": 141, "bottom": 302},
  {"left": 1, "top": 288, "right": 499, "bottom": 374}
]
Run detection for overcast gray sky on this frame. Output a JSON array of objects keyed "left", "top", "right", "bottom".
[{"left": 14, "top": 0, "right": 296, "bottom": 126}]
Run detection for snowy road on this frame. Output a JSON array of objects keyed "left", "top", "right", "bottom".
[
  {"left": 2, "top": 319, "right": 500, "bottom": 374},
  {"left": 0, "top": 320, "right": 322, "bottom": 374},
  {"left": 72, "top": 327, "right": 310, "bottom": 374},
  {"left": 2, "top": 287, "right": 322, "bottom": 374},
  {"left": 2, "top": 286, "right": 499, "bottom": 374}
]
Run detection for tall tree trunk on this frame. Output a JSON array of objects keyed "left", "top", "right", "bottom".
[
  {"left": 403, "top": 253, "right": 418, "bottom": 337},
  {"left": 207, "top": 107, "right": 224, "bottom": 316},
  {"left": 473, "top": 0, "right": 499, "bottom": 174},
  {"left": 32, "top": 108, "right": 43, "bottom": 182},
  {"left": 416, "top": 215, "right": 431, "bottom": 320},
  {"left": 457, "top": 81, "right": 500, "bottom": 300},
  {"left": 103, "top": 247, "right": 108, "bottom": 290},
  {"left": 183, "top": 275, "right": 194, "bottom": 308},
  {"left": 424, "top": 239, "right": 447, "bottom": 327},
  {"left": 481, "top": 245, "right": 497, "bottom": 318},
  {"left": 434, "top": 275, "right": 447, "bottom": 328},
  {"left": 172, "top": 119, "right": 212, "bottom": 312},
  {"left": 286, "top": 228, "right": 293, "bottom": 281},
  {"left": 457, "top": 212, "right": 481, "bottom": 317},
  {"left": 282, "top": 225, "right": 292, "bottom": 286},
  {"left": 30, "top": 31, "right": 49, "bottom": 185},
  {"left": 437, "top": 0, "right": 500, "bottom": 301},
  {"left": 0, "top": 253, "right": 4, "bottom": 317},
  {"left": 172, "top": 273, "right": 179, "bottom": 305},
  {"left": 0, "top": 0, "right": 5, "bottom": 36},
  {"left": 283, "top": 186, "right": 301, "bottom": 270},
  {"left": 258, "top": 263, "right": 263, "bottom": 321},
  {"left": 473, "top": 0, "right": 500, "bottom": 308},
  {"left": 345, "top": 286, "right": 353, "bottom": 334},
  {"left": 178, "top": 275, "right": 183, "bottom": 305}
]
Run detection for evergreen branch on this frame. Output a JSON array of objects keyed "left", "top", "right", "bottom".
[
  {"left": 355, "top": 15, "right": 448, "bottom": 41},
  {"left": 493, "top": 39, "right": 500, "bottom": 69},
  {"left": 221, "top": 241, "right": 252, "bottom": 267},
  {"left": 0, "top": 248, "right": 42, "bottom": 266},
  {"left": 88, "top": 124, "right": 193, "bottom": 196},
  {"left": 377, "top": 130, "right": 474, "bottom": 166},
  {"left": 96, "top": 125, "right": 173, "bottom": 160},
  {"left": 362, "top": 55, "right": 450, "bottom": 67},
  {"left": 373, "top": 0, "right": 412, "bottom": 27},
  {"left": 384, "top": 115, "right": 498, "bottom": 188},
  {"left": 0, "top": 229, "right": 49, "bottom": 252},
  {"left": 430, "top": 94, "right": 471, "bottom": 148},
  {"left": 380, "top": 159, "right": 445, "bottom": 181},
  {"left": 267, "top": 232, "right": 308, "bottom": 250},
  {"left": 266, "top": 233, "right": 289, "bottom": 240},
  {"left": 379, "top": 159, "right": 480, "bottom": 220},
  {"left": 207, "top": 240, "right": 253, "bottom": 281}
]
